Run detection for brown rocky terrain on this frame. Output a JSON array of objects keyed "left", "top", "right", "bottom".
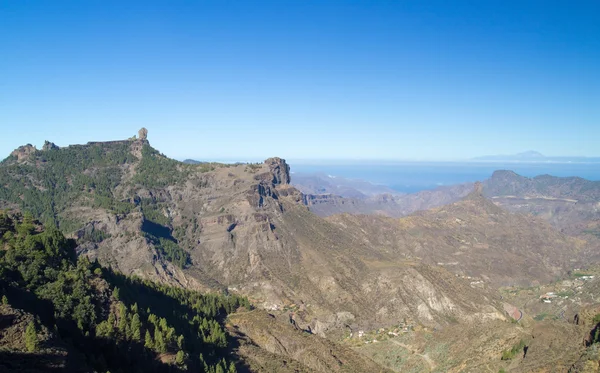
[
  {"left": 0, "top": 132, "right": 508, "bottom": 333},
  {"left": 228, "top": 309, "right": 394, "bottom": 373},
  {"left": 3, "top": 131, "right": 600, "bottom": 372},
  {"left": 298, "top": 169, "right": 600, "bottom": 249},
  {"left": 327, "top": 184, "right": 590, "bottom": 288}
]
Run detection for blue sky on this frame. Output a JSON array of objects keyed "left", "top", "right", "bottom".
[{"left": 1, "top": 1, "right": 599, "bottom": 161}]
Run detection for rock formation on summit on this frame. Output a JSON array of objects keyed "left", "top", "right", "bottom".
[
  {"left": 138, "top": 127, "right": 148, "bottom": 141},
  {"left": 10, "top": 144, "right": 36, "bottom": 161},
  {"left": 264, "top": 157, "right": 290, "bottom": 185},
  {"left": 42, "top": 140, "right": 59, "bottom": 151}
]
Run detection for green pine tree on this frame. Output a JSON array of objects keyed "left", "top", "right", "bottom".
[
  {"left": 25, "top": 321, "right": 38, "bottom": 352},
  {"left": 95, "top": 320, "right": 112, "bottom": 338},
  {"left": 175, "top": 350, "right": 185, "bottom": 365},
  {"left": 1, "top": 295, "right": 8, "bottom": 305},
  {"left": 228, "top": 361, "right": 237, "bottom": 373},
  {"left": 154, "top": 328, "right": 166, "bottom": 353},
  {"left": 144, "top": 330, "right": 153, "bottom": 349},
  {"left": 112, "top": 286, "right": 120, "bottom": 300},
  {"left": 130, "top": 313, "right": 141, "bottom": 341},
  {"left": 118, "top": 303, "right": 128, "bottom": 338}
]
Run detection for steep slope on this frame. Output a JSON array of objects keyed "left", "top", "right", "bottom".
[
  {"left": 1, "top": 212, "right": 407, "bottom": 373},
  {"left": 0, "top": 132, "right": 506, "bottom": 333},
  {"left": 0, "top": 303, "right": 91, "bottom": 372},
  {"left": 4, "top": 133, "right": 600, "bottom": 372},
  {"left": 228, "top": 310, "right": 393, "bottom": 373},
  {"left": 0, "top": 211, "right": 248, "bottom": 373},
  {"left": 327, "top": 184, "right": 588, "bottom": 287}
]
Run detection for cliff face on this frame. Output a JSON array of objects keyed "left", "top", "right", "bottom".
[
  {"left": 0, "top": 132, "right": 509, "bottom": 333},
  {"left": 3, "top": 132, "right": 599, "bottom": 373},
  {"left": 264, "top": 157, "right": 290, "bottom": 185}
]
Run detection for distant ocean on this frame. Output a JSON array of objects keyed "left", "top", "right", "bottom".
[{"left": 289, "top": 162, "right": 600, "bottom": 194}]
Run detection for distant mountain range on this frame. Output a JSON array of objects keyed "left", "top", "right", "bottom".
[{"left": 473, "top": 151, "right": 600, "bottom": 163}]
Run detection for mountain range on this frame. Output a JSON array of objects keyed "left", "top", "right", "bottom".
[{"left": 2, "top": 129, "right": 600, "bottom": 372}]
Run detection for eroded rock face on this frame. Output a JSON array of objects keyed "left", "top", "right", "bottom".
[
  {"left": 10, "top": 144, "right": 36, "bottom": 161},
  {"left": 264, "top": 157, "right": 290, "bottom": 185},
  {"left": 138, "top": 127, "right": 148, "bottom": 141},
  {"left": 42, "top": 141, "right": 59, "bottom": 151}
]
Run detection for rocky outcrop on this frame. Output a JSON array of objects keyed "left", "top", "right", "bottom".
[
  {"left": 264, "top": 157, "right": 290, "bottom": 185},
  {"left": 138, "top": 127, "right": 148, "bottom": 141},
  {"left": 10, "top": 144, "right": 36, "bottom": 161},
  {"left": 42, "top": 141, "right": 59, "bottom": 151}
]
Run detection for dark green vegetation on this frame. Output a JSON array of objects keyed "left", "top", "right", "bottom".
[
  {"left": 132, "top": 145, "right": 191, "bottom": 189},
  {"left": 0, "top": 211, "right": 249, "bottom": 373},
  {"left": 0, "top": 141, "right": 209, "bottom": 268},
  {"left": 132, "top": 145, "right": 221, "bottom": 188},
  {"left": 139, "top": 199, "right": 190, "bottom": 268},
  {"left": 0, "top": 142, "right": 137, "bottom": 227}
]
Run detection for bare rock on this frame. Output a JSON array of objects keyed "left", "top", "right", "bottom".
[
  {"left": 264, "top": 157, "right": 290, "bottom": 185},
  {"left": 10, "top": 144, "right": 36, "bottom": 161},
  {"left": 42, "top": 141, "right": 59, "bottom": 151},
  {"left": 138, "top": 127, "right": 148, "bottom": 141}
]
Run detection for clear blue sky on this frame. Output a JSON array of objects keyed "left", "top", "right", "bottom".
[{"left": 1, "top": 1, "right": 599, "bottom": 161}]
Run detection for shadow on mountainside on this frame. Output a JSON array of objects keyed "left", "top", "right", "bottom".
[
  {"left": 0, "top": 351, "right": 69, "bottom": 373},
  {"left": 1, "top": 281, "right": 185, "bottom": 373},
  {"left": 142, "top": 219, "right": 175, "bottom": 242}
]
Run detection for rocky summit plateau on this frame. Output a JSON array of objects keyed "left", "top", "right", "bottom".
[{"left": 2, "top": 129, "right": 600, "bottom": 373}]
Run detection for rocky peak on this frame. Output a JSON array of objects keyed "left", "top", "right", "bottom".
[
  {"left": 463, "top": 181, "right": 486, "bottom": 201},
  {"left": 264, "top": 157, "right": 290, "bottom": 185},
  {"left": 138, "top": 127, "right": 148, "bottom": 141},
  {"left": 10, "top": 144, "right": 36, "bottom": 161},
  {"left": 42, "top": 140, "right": 59, "bottom": 151},
  {"left": 489, "top": 170, "right": 525, "bottom": 183},
  {"left": 473, "top": 181, "right": 483, "bottom": 195}
]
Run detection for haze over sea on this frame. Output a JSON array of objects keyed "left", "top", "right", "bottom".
[{"left": 289, "top": 162, "right": 600, "bottom": 194}]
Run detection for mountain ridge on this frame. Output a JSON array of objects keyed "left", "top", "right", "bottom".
[
  {"left": 0, "top": 131, "right": 509, "bottom": 332},
  {"left": 3, "top": 130, "right": 600, "bottom": 372}
]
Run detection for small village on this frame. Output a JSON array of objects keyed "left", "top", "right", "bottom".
[{"left": 539, "top": 273, "right": 595, "bottom": 304}]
